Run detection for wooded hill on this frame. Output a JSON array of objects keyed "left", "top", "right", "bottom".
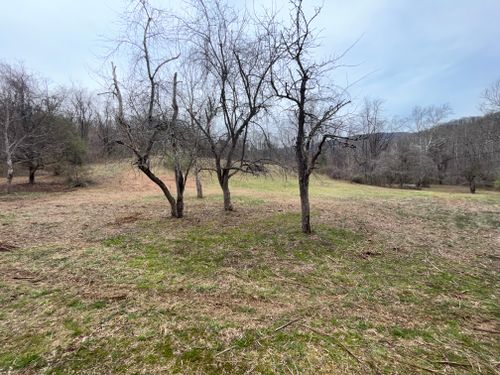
[{"left": 326, "top": 111, "right": 500, "bottom": 192}]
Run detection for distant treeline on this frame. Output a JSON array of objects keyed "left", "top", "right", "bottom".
[
  {"left": 323, "top": 112, "right": 500, "bottom": 193},
  {"left": 1, "top": 64, "right": 499, "bottom": 197}
]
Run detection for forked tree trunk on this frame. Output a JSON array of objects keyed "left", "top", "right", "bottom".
[
  {"left": 195, "top": 168, "right": 203, "bottom": 199},
  {"left": 138, "top": 165, "right": 181, "bottom": 218},
  {"left": 469, "top": 177, "right": 476, "bottom": 194},
  {"left": 298, "top": 172, "right": 311, "bottom": 234}
]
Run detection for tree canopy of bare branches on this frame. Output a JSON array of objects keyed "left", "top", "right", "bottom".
[
  {"left": 480, "top": 78, "right": 500, "bottom": 114},
  {"left": 271, "top": 0, "right": 351, "bottom": 233},
  {"left": 183, "top": 0, "right": 280, "bottom": 211},
  {"left": 109, "top": 0, "right": 191, "bottom": 218}
]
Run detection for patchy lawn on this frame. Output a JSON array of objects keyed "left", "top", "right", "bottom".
[{"left": 0, "top": 163, "right": 499, "bottom": 374}]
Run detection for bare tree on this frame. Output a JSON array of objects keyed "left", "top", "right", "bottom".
[
  {"left": 110, "top": 0, "right": 188, "bottom": 217},
  {"left": 0, "top": 63, "right": 52, "bottom": 191},
  {"left": 480, "top": 78, "right": 500, "bottom": 114},
  {"left": 184, "top": 0, "right": 280, "bottom": 211},
  {"left": 448, "top": 116, "right": 500, "bottom": 193},
  {"left": 409, "top": 104, "right": 451, "bottom": 187},
  {"left": 15, "top": 92, "right": 61, "bottom": 184},
  {"left": 69, "top": 88, "right": 94, "bottom": 142},
  {"left": 456, "top": 125, "right": 484, "bottom": 193},
  {"left": 271, "top": 0, "right": 350, "bottom": 233},
  {"left": 352, "top": 98, "right": 390, "bottom": 184},
  {"left": 0, "top": 65, "right": 18, "bottom": 192},
  {"left": 178, "top": 65, "right": 215, "bottom": 200},
  {"left": 94, "top": 96, "right": 117, "bottom": 158}
]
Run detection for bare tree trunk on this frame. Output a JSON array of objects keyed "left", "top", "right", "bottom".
[
  {"left": 220, "top": 172, "right": 233, "bottom": 211},
  {"left": 176, "top": 193, "right": 184, "bottom": 218},
  {"left": 195, "top": 167, "right": 203, "bottom": 199},
  {"left": 28, "top": 165, "right": 38, "bottom": 185},
  {"left": 469, "top": 177, "right": 476, "bottom": 194},
  {"left": 138, "top": 165, "right": 180, "bottom": 218},
  {"left": 6, "top": 152, "right": 13, "bottom": 194},
  {"left": 298, "top": 171, "right": 311, "bottom": 234},
  {"left": 174, "top": 165, "right": 185, "bottom": 218}
]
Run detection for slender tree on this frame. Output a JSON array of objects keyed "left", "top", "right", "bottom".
[
  {"left": 352, "top": 98, "right": 390, "bottom": 184},
  {"left": 185, "top": 0, "right": 280, "bottom": 211},
  {"left": 271, "top": 0, "right": 350, "bottom": 233},
  {"left": 409, "top": 104, "right": 451, "bottom": 187},
  {"left": 110, "top": 0, "right": 188, "bottom": 217}
]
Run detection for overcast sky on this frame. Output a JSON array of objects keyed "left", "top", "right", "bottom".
[{"left": 1, "top": 0, "right": 499, "bottom": 119}]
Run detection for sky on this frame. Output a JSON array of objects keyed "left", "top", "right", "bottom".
[{"left": 1, "top": 0, "right": 499, "bottom": 120}]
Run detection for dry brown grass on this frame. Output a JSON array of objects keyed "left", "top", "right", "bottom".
[{"left": 0, "top": 162, "right": 499, "bottom": 374}]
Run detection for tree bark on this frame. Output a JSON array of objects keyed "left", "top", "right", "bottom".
[
  {"left": 138, "top": 165, "right": 181, "bottom": 218},
  {"left": 28, "top": 165, "right": 38, "bottom": 185},
  {"left": 298, "top": 172, "right": 311, "bottom": 234},
  {"left": 220, "top": 172, "right": 233, "bottom": 211},
  {"left": 6, "top": 152, "right": 13, "bottom": 194},
  {"left": 174, "top": 166, "right": 185, "bottom": 218},
  {"left": 195, "top": 168, "right": 203, "bottom": 199},
  {"left": 176, "top": 194, "right": 184, "bottom": 218},
  {"left": 469, "top": 177, "right": 476, "bottom": 194}
]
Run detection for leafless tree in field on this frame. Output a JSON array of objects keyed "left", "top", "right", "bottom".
[
  {"left": 409, "top": 104, "right": 451, "bottom": 188},
  {"left": 69, "top": 88, "right": 94, "bottom": 142},
  {"left": 0, "top": 63, "right": 56, "bottom": 190},
  {"left": 480, "top": 78, "right": 500, "bottom": 114},
  {"left": 271, "top": 0, "right": 350, "bottom": 233},
  {"left": 179, "top": 64, "right": 217, "bottom": 200},
  {"left": 94, "top": 96, "right": 116, "bottom": 158},
  {"left": 0, "top": 65, "right": 18, "bottom": 192},
  {"left": 184, "top": 0, "right": 280, "bottom": 211},
  {"left": 15, "top": 91, "right": 62, "bottom": 185},
  {"left": 351, "top": 98, "right": 390, "bottom": 184},
  {"left": 109, "top": 0, "right": 190, "bottom": 218},
  {"left": 449, "top": 115, "right": 500, "bottom": 193},
  {"left": 454, "top": 125, "right": 483, "bottom": 194}
]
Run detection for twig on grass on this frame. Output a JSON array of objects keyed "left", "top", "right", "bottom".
[
  {"left": 402, "top": 361, "right": 444, "bottom": 374},
  {"left": 274, "top": 318, "right": 302, "bottom": 332},
  {"left": 474, "top": 327, "right": 500, "bottom": 334},
  {"left": 215, "top": 345, "right": 236, "bottom": 357},
  {"left": 432, "top": 360, "right": 471, "bottom": 368}
]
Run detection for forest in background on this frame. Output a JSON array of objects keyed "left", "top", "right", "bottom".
[{"left": 1, "top": 65, "right": 498, "bottom": 195}]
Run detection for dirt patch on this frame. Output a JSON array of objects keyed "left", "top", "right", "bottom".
[{"left": 112, "top": 213, "right": 142, "bottom": 225}]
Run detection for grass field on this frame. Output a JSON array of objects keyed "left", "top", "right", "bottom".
[{"left": 0, "top": 163, "right": 499, "bottom": 374}]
